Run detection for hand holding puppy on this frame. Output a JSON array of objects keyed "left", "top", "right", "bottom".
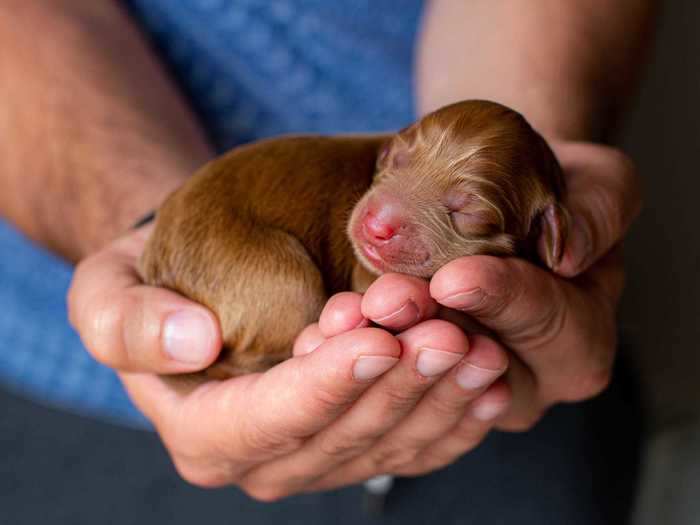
[{"left": 67, "top": 103, "right": 641, "bottom": 498}]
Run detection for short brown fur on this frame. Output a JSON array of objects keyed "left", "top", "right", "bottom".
[{"left": 140, "top": 100, "right": 567, "bottom": 377}]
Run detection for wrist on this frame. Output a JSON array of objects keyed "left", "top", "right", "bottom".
[
  {"left": 0, "top": 0, "right": 215, "bottom": 262},
  {"left": 75, "top": 166, "right": 192, "bottom": 260}
]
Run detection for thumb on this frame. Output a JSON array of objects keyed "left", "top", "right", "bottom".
[
  {"left": 131, "top": 328, "right": 401, "bottom": 464},
  {"left": 68, "top": 228, "right": 222, "bottom": 374},
  {"left": 551, "top": 142, "right": 642, "bottom": 277}
]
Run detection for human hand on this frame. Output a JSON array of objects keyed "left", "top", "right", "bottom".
[
  {"left": 68, "top": 224, "right": 222, "bottom": 374},
  {"left": 429, "top": 141, "right": 642, "bottom": 430},
  {"left": 68, "top": 228, "right": 508, "bottom": 500}
]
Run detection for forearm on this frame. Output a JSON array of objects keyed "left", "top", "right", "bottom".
[
  {"left": 417, "top": 0, "right": 657, "bottom": 141},
  {"left": 0, "top": 1, "right": 213, "bottom": 261}
]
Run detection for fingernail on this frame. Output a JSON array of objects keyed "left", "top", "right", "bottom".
[
  {"left": 416, "top": 348, "right": 463, "bottom": 377},
  {"left": 456, "top": 363, "right": 503, "bottom": 390},
  {"left": 472, "top": 401, "right": 509, "bottom": 421},
  {"left": 163, "top": 311, "right": 215, "bottom": 364},
  {"left": 372, "top": 300, "right": 419, "bottom": 327},
  {"left": 438, "top": 289, "right": 484, "bottom": 311},
  {"left": 568, "top": 214, "right": 592, "bottom": 272},
  {"left": 353, "top": 356, "right": 399, "bottom": 381}
]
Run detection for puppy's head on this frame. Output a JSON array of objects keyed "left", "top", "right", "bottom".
[{"left": 348, "top": 100, "right": 568, "bottom": 278}]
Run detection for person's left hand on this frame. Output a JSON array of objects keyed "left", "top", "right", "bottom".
[{"left": 362, "top": 141, "right": 641, "bottom": 432}]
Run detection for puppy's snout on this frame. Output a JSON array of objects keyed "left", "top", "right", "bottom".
[
  {"left": 362, "top": 212, "right": 396, "bottom": 243},
  {"left": 361, "top": 194, "right": 407, "bottom": 246}
]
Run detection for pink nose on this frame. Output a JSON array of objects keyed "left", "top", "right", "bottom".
[{"left": 363, "top": 211, "right": 397, "bottom": 242}]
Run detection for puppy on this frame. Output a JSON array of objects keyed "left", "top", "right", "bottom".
[{"left": 140, "top": 100, "right": 567, "bottom": 378}]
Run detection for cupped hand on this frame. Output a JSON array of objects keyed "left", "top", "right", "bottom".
[
  {"left": 430, "top": 141, "right": 642, "bottom": 430},
  {"left": 67, "top": 226, "right": 509, "bottom": 501},
  {"left": 66, "top": 140, "right": 634, "bottom": 498}
]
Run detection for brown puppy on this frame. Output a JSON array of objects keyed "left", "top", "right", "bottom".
[{"left": 140, "top": 100, "right": 567, "bottom": 378}]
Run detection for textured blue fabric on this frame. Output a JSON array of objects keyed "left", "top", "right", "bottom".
[
  {"left": 0, "top": 223, "right": 149, "bottom": 428},
  {"left": 0, "top": 0, "right": 423, "bottom": 426},
  {"left": 123, "top": 0, "right": 423, "bottom": 149}
]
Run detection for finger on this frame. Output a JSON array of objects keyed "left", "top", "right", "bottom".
[
  {"left": 68, "top": 236, "right": 221, "bottom": 374},
  {"left": 552, "top": 142, "right": 642, "bottom": 277},
  {"left": 493, "top": 356, "right": 542, "bottom": 432},
  {"left": 361, "top": 273, "right": 439, "bottom": 330},
  {"left": 307, "top": 381, "right": 512, "bottom": 490},
  {"left": 185, "top": 329, "right": 401, "bottom": 461},
  {"left": 431, "top": 256, "right": 614, "bottom": 403},
  {"left": 318, "top": 292, "right": 369, "bottom": 338},
  {"left": 431, "top": 256, "right": 565, "bottom": 350},
  {"left": 240, "top": 319, "right": 467, "bottom": 493},
  {"left": 293, "top": 323, "right": 325, "bottom": 356},
  {"left": 123, "top": 327, "right": 401, "bottom": 492},
  {"left": 358, "top": 335, "right": 507, "bottom": 472},
  {"left": 396, "top": 381, "right": 512, "bottom": 477}
]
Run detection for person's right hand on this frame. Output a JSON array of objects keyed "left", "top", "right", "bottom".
[{"left": 68, "top": 227, "right": 509, "bottom": 501}]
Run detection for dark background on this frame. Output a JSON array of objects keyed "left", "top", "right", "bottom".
[
  {"left": 619, "top": 0, "right": 700, "bottom": 428},
  {"left": 2, "top": 2, "right": 699, "bottom": 524}
]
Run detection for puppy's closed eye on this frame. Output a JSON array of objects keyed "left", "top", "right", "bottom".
[{"left": 445, "top": 192, "right": 502, "bottom": 236}]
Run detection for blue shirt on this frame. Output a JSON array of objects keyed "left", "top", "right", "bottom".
[
  {"left": 125, "top": 0, "right": 423, "bottom": 147},
  {"left": 0, "top": 0, "right": 424, "bottom": 426}
]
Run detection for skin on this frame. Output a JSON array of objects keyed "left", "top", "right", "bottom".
[{"left": 1, "top": 0, "right": 653, "bottom": 502}]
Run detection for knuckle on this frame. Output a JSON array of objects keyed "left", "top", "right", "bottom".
[
  {"left": 241, "top": 482, "right": 290, "bottom": 503},
  {"left": 496, "top": 409, "right": 544, "bottom": 432},
  {"left": 311, "top": 383, "right": 354, "bottom": 416},
  {"left": 438, "top": 258, "right": 513, "bottom": 316},
  {"left": 467, "top": 262, "right": 513, "bottom": 317},
  {"left": 318, "top": 428, "right": 377, "bottom": 459},
  {"left": 173, "top": 460, "right": 229, "bottom": 489},
  {"left": 503, "top": 286, "right": 566, "bottom": 350},
  {"left": 80, "top": 296, "right": 128, "bottom": 368},
  {"left": 415, "top": 448, "right": 460, "bottom": 473},
  {"left": 559, "top": 366, "right": 612, "bottom": 402},
  {"left": 240, "top": 418, "right": 300, "bottom": 457},
  {"left": 450, "top": 420, "right": 487, "bottom": 449},
  {"left": 370, "top": 444, "right": 421, "bottom": 473},
  {"left": 240, "top": 424, "right": 281, "bottom": 456},
  {"left": 424, "top": 390, "right": 468, "bottom": 419},
  {"left": 379, "top": 384, "right": 424, "bottom": 414}
]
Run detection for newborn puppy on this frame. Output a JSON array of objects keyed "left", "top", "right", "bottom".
[{"left": 140, "top": 100, "right": 567, "bottom": 378}]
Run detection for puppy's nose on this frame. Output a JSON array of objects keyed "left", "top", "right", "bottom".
[{"left": 363, "top": 212, "right": 396, "bottom": 242}]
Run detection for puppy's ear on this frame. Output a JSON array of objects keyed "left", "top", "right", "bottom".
[
  {"left": 376, "top": 139, "right": 392, "bottom": 169},
  {"left": 376, "top": 139, "right": 412, "bottom": 171},
  {"left": 377, "top": 123, "right": 418, "bottom": 172},
  {"left": 535, "top": 203, "right": 569, "bottom": 270}
]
